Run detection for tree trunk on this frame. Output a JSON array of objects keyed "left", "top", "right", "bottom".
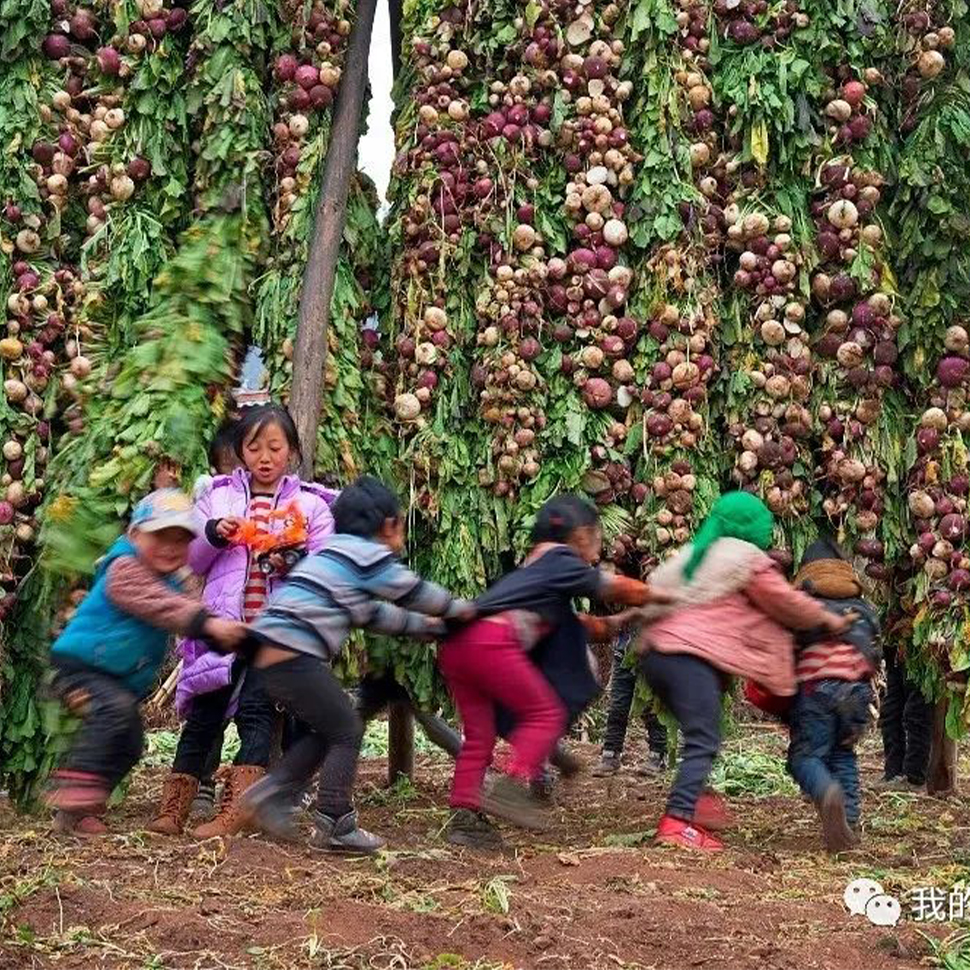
[
  {"left": 388, "top": 701, "right": 414, "bottom": 784},
  {"left": 926, "top": 696, "right": 957, "bottom": 796},
  {"left": 290, "top": 0, "right": 378, "bottom": 478}
]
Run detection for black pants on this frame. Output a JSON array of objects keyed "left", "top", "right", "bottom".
[
  {"left": 880, "top": 646, "right": 932, "bottom": 784},
  {"left": 639, "top": 651, "right": 722, "bottom": 820},
  {"left": 172, "top": 661, "right": 274, "bottom": 777},
  {"left": 603, "top": 638, "right": 668, "bottom": 755},
  {"left": 259, "top": 653, "right": 363, "bottom": 818},
  {"left": 51, "top": 659, "right": 144, "bottom": 790}
]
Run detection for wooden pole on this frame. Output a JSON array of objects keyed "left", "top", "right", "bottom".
[
  {"left": 926, "top": 697, "right": 958, "bottom": 795},
  {"left": 290, "top": 0, "right": 378, "bottom": 478},
  {"left": 388, "top": 701, "right": 414, "bottom": 784}
]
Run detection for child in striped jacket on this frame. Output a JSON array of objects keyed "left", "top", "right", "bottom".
[
  {"left": 787, "top": 537, "right": 880, "bottom": 854},
  {"left": 240, "top": 475, "right": 474, "bottom": 854}
]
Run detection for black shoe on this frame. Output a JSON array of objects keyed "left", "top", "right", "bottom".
[
  {"left": 530, "top": 771, "right": 555, "bottom": 803},
  {"left": 592, "top": 750, "right": 621, "bottom": 777},
  {"left": 445, "top": 809, "right": 503, "bottom": 849},
  {"left": 550, "top": 744, "right": 582, "bottom": 779},
  {"left": 481, "top": 775, "right": 549, "bottom": 830},
  {"left": 310, "top": 810, "right": 385, "bottom": 854},
  {"left": 637, "top": 751, "right": 667, "bottom": 777}
]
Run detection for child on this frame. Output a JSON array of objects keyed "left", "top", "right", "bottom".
[
  {"left": 46, "top": 489, "right": 246, "bottom": 834},
  {"left": 240, "top": 475, "right": 473, "bottom": 853},
  {"left": 592, "top": 627, "right": 669, "bottom": 778},
  {"left": 787, "top": 537, "right": 879, "bottom": 852},
  {"left": 149, "top": 405, "right": 336, "bottom": 838},
  {"left": 439, "top": 495, "right": 667, "bottom": 848},
  {"left": 878, "top": 634, "right": 931, "bottom": 791},
  {"left": 190, "top": 419, "right": 244, "bottom": 819},
  {"left": 634, "top": 492, "right": 851, "bottom": 852}
]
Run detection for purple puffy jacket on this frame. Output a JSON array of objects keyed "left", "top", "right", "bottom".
[{"left": 175, "top": 468, "right": 337, "bottom": 716}]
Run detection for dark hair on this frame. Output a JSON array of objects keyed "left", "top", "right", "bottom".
[
  {"left": 332, "top": 475, "right": 401, "bottom": 537},
  {"left": 209, "top": 420, "right": 239, "bottom": 466},
  {"left": 531, "top": 494, "right": 600, "bottom": 544},
  {"left": 233, "top": 404, "right": 302, "bottom": 463}
]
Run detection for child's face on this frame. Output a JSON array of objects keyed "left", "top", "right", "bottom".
[
  {"left": 569, "top": 525, "right": 603, "bottom": 565},
  {"left": 242, "top": 420, "right": 292, "bottom": 490},
  {"left": 131, "top": 527, "right": 193, "bottom": 574},
  {"left": 376, "top": 516, "right": 406, "bottom": 554}
]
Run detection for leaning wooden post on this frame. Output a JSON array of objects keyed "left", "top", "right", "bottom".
[
  {"left": 926, "top": 697, "right": 958, "bottom": 795},
  {"left": 290, "top": 0, "right": 378, "bottom": 479},
  {"left": 289, "top": 0, "right": 416, "bottom": 782}
]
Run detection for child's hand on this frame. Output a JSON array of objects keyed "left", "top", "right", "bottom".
[
  {"left": 203, "top": 617, "right": 249, "bottom": 649},
  {"left": 642, "top": 585, "right": 676, "bottom": 605},
  {"left": 215, "top": 516, "right": 246, "bottom": 540},
  {"left": 824, "top": 611, "right": 858, "bottom": 635},
  {"left": 454, "top": 602, "right": 477, "bottom": 622}
]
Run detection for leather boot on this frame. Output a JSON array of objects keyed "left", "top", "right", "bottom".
[
  {"left": 193, "top": 765, "right": 265, "bottom": 838},
  {"left": 146, "top": 773, "right": 198, "bottom": 835}
]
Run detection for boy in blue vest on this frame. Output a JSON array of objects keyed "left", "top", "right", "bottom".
[{"left": 46, "top": 488, "right": 247, "bottom": 834}]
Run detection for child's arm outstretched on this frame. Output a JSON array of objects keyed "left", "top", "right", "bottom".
[
  {"left": 745, "top": 566, "right": 854, "bottom": 634},
  {"left": 371, "top": 559, "right": 475, "bottom": 620},
  {"left": 106, "top": 557, "right": 247, "bottom": 650},
  {"left": 339, "top": 559, "right": 474, "bottom": 640}
]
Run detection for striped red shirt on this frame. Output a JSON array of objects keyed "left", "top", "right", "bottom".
[
  {"left": 796, "top": 641, "right": 872, "bottom": 684},
  {"left": 242, "top": 495, "right": 273, "bottom": 621}
]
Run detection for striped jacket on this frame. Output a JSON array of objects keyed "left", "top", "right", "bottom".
[{"left": 252, "top": 533, "right": 471, "bottom": 661}]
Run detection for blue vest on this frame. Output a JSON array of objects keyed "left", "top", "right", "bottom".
[{"left": 51, "top": 536, "right": 185, "bottom": 698}]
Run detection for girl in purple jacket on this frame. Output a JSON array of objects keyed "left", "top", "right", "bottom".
[{"left": 148, "top": 405, "right": 336, "bottom": 838}]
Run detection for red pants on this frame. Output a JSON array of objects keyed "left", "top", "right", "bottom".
[{"left": 438, "top": 619, "right": 567, "bottom": 810}]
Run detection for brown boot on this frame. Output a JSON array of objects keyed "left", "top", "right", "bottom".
[
  {"left": 193, "top": 765, "right": 265, "bottom": 839},
  {"left": 147, "top": 773, "right": 199, "bottom": 835}
]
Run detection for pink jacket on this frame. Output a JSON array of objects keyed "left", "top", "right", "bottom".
[
  {"left": 175, "top": 469, "right": 337, "bottom": 715},
  {"left": 639, "top": 538, "right": 832, "bottom": 697}
]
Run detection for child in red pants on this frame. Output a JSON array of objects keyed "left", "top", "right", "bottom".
[{"left": 438, "top": 495, "right": 668, "bottom": 847}]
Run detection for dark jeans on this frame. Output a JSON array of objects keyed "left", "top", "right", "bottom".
[
  {"left": 51, "top": 659, "right": 144, "bottom": 790},
  {"left": 172, "top": 661, "right": 274, "bottom": 777},
  {"left": 259, "top": 653, "right": 363, "bottom": 818},
  {"left": 603, "top": 638, "right": 668, "bottom": 756},
  {"left": 788, "top": 679, "right": 872, "bottom": 824},
  {"left": 639, "top": 651, "right": 722, "bottom": 820},
  {"left": 880, "top": 647, "right": 931, "bottom": 784}
]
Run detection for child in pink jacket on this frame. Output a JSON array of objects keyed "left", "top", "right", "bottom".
[
  {"left": 148, "top": 405, "right": 336, "bottom": 838},
  {"left": 634, "top": 492, "right": 850, "bottom": 852}
]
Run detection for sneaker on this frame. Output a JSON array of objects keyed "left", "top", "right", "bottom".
[
  {"left": 310, "top": 810, "right": 385, "bottom": 855},
  {"left": 445, "top": 809, "right": 503, "bottom": 849},
  {"left": 191, "top": 779, "right": 217, "bottom": 818},
  {"left": 52, "top": 810, "right": 108, "bottom": 835},
  {"left": 550, "top": 745, "right": 582, "bottom": 779},
  {"left": 655, "top": 814, "right": 724, "bottom": 852},
  {"left": 238, "top": 776, "right": 301, "bottom": 841},
  {"left": 816, "top": 783, "right": 855, "bottom": 854},
  {"left": 592, "top": 750, "right": 622, "bottom": 777},
  {"left": 481, "top": 774, "right": 549, "bottom": 830},
  {"left": 637, "top": 751, "right": 668, "bottom": 778},
  {"left": 693, "top": 791, "right": 732, "bottom": 832},
  {"left": 530, "top": 770, "right": 555, "bottom": 803},
  {"left": 873, "top": 774, "right": 923, "bottom": 793}
]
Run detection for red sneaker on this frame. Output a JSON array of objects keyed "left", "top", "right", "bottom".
[
  {"left": 45, "top": 770, "right": 110, "bottom": 812},
  {"left": 655, "top": 814, "right": 724, "bottom": 852},
  {"left": 693, "top": 791, "right": 732, "bottom": 832}
]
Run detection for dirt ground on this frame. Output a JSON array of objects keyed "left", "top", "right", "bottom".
[{"left": 2, "top": 724, "right": 968, "bottom": 970}]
